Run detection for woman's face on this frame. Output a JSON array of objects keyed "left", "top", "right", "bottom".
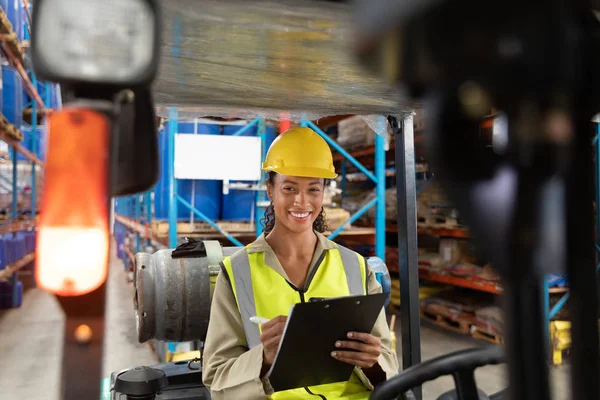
[{"left": 267, "top": 173, "right": 325, "bottom": 234}]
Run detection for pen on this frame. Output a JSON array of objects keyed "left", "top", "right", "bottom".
[{"left": 249, "top": 316, "right": 269, "bottom": 325}]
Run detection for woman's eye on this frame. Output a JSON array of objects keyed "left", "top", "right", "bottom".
[{"left": 283, "top": 187, "right": 294, "bottom": 192}]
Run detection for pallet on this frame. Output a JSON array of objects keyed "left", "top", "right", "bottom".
[
  {"left": 420, "top": 308, "right": 473, "bottom": 335},
  {"left": 152, "top": 220, "right": 256, "bottom": 236},
  {"left": 0, "top": 8, "right": 12, "bottom": 35},
  {"left": 470, "top": 326, "right": 504, "bottom": 344},
  {"left": 0, "top": 113, "right": 23, "bottom": 141}
]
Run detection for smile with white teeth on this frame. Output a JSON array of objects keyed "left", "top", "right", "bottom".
[{"left": 290, "top": 211, "right": 311, "bottom": 219}]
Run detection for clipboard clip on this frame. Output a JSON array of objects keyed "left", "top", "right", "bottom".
[{"left": 308, "top": 297, "right": 328, "bottom": 302}]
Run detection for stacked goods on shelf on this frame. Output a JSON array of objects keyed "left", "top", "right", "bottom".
[
  {"left": 388, "top": 277, "right": 452, "bottom": 309},
  {"left": 417, "top": 181, "right": 463, "bottom": 229},
  {"left": 0, "top": 1, "right": 24, "bottom": 64},
  {"left": 0, "top": 279, "right": 22, "bottom": 308},
  {"left": 420, "top": 289, "right": 497, "bottom": 336},
  {"left": 323, "top": 207, "right": 350, "bottom": 231},
  {"left": 472, "top": 306, "right": 504, "bottom": 344},
  {"left": 337, "top": 115, "right": 384, "bottom": 150},
  {"left": 0, "top": 163, "right": 44, "bottom": 213},
  {"left": 550, "top": 321, "right": 572, "bottom": 365},
  {"left": 340, "top": 180, "right": 463, "bottom": 229}
]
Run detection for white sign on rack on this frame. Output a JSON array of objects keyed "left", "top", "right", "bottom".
[{"left": 174, "top": 134, "right": 262, "bottom": 181}]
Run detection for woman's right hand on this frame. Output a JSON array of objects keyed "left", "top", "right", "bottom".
[{"left": 260, "top": 315, "right": 287, "bottom": 366}]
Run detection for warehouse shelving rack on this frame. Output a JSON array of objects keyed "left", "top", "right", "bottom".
[
  {"left": 336, "top": 111, "right": 589, "bottom": 359},
  {"left": 113, "top": 109, "right": 391, "bottom": 264},
  {"left": 0, "top": 0, "right": 56, "bottom": 308}
]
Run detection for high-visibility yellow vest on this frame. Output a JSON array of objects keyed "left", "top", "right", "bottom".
[{"left": 221, "top": 244, "right": 373, "bottom": 400}]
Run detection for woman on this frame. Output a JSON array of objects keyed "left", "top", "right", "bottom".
[{"left": 202, "top": 126, "right": 399, "bottom": 399}]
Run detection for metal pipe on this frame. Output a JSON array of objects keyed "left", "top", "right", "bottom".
[
  {"left": 135, "top": 195, "right": 141, "bottom": 253},
  {"left": 168, "top": 108, "right": 179, "bottom": 248},
  {"left": 232, "top": 118, "right": 260, "bottom": 136},
  {"left": 255, "top": 119, "right": 266, "bottom": 238},
  {"left": 11, "top": 147, "right": 17, "bottom": 229},
  {"left": 145, "top": 191, "right": 152, "bottom": 247},
  {"left": 341, "top": 161, "right": 347, "bottom": 205},
  {"left": 31, "top": 73, "right": 37, "bottom": 220},
  {"left": 10, "top": 145, "right": 18, "bottom": 306},
  {"left": 596, "top": 122, "right": 600, "bottom": 260},
  {"left": 176, "top": 195, "right": 244, "bottom": 247},
  {"left": 374, "top": 122, "right": 386, "bottom": 260},
  {"left": 190, "top": 118, "right": 198, "bottom": 226},
  {"left": 549, "top": 291, "right": 569, "bottom": 320},
  {"left": 394, "top": 115, "right": 421, "bottom": 399},
  {"left": 329, "top": 197, "right": 378, "bottom": 240},
  {"left": 301, "top": 120, "right": 378, "bottom": 183}
]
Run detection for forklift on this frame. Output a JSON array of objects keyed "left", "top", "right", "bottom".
[{"left": 28, "top": 0, "right": 599, "bottom": 399}]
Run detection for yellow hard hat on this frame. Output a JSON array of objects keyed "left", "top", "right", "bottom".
[{"left": 262, "top": 127, "right": 338, "bottom": 179}]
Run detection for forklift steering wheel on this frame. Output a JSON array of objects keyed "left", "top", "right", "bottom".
[{"left": 370, "top": 345, "right": 505, "bottom": 400}]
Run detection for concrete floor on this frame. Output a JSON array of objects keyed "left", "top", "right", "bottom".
[{"left": 0, "top": 257, "right": 571, "bottom": 400}]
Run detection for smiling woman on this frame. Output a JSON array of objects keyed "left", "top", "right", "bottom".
[
  {"left": 202, "top": 127, "right": 399, "bottom": 400},
  {"left": 260, "top": 172, "right": 330, "bottom": 236}
]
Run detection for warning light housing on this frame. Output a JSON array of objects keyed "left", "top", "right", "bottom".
[{"left": 35, "top": 109, "right": 111, "bottom": 296}]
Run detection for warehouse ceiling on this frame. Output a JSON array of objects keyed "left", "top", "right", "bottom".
[{"left": 153, "top": 0, "right": 416, "bottom": 121}]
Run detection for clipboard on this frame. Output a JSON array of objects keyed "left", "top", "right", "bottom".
[{"left": 266, "top": 292, "right": 388, "bottom": 392}]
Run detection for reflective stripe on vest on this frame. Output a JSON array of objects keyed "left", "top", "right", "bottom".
[{"left": 222, "top": 245, "right": 367, "bottom": 350}]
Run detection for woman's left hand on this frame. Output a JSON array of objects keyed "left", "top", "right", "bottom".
[{"left": 331, "top": 332, "right": 381, "bottom": 369}]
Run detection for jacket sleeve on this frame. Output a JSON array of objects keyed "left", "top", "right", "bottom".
[
  {"left": 202, "top": 271, "right": 274, "bottom": 400},
  {"left": 354, "top": 264, "right": 400, "bottom": 389}
]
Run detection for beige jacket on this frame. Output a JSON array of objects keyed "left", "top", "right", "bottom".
[{"left": 202, "top": 231, "right": 400, "bottom": 399}]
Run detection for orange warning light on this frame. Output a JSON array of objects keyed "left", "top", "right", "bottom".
[{"left": 35, "top": 108, "right": 110, "bottom": 296}]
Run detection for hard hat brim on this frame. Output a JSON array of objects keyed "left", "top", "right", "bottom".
[{"left": 262, "top": 165, "right": 338, "bottom": 180}]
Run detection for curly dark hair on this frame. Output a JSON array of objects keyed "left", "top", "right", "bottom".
[{"left": 260, "top": 171, "right": 329, "bottom": 235}]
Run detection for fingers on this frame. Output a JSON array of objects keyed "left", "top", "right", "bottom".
[
  {"left": 262, "top": 315, "right": 287, "bottom": 331},
  {"left": 260, "top": 316, "right": 287, "bottom": 341},
  {"left": 346, "top": 331, "right": 381, "bottom": 345},
  {"left": 335, "top": 339, "right": 380, "bottom": 357},
  {"left": 331, "top": 350, "right": 378, "bottom": 369},
  {"left": 332, "top": 332, "right": 382, "bottom": 369}
]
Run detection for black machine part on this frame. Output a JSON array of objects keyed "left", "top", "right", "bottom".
[
  {"left": 370, "top": 346, "right": 505, "bottom": 400},
  {"left": 110, "top": 361, "right": 210, "bottom": 400},
  {"left": 353, "top": 1, "right": 600, "bottom": 400},
  {"left": 114, "top": 366, "right": 168, "bottom": 400}
]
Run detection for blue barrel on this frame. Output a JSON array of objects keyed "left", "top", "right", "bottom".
[
  {"left": 13, "top": 232, "right": 24, "bottom": 260},
  {"left": 0, "top": 281, "right": 9, "bottom": 308},
  {"left": 17, "top": 126, "right": 45, "bottom": 161},
  {"left": 2, "top": 65, "right": 22, "bottom": 125},
  {"left": 3, "top": 234, "right": 15, "bottom": 265},
  {"left": 13, "top": 280, "right": 22, "bottom": 307},
  {"left": 5, "top": 0, "right": 22, "bottom": 40},
  {"left": 0, "top": 280, "right": 22, "bottom": 308},
  {"left": 23, "top": 230, "right": 35, "bottom": 253},
  {"left": 220, "top": 124, "right": 276, "bottom": 221},
  {"left": 154, "top": 121, "right": 222, "bottom": 221}
]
